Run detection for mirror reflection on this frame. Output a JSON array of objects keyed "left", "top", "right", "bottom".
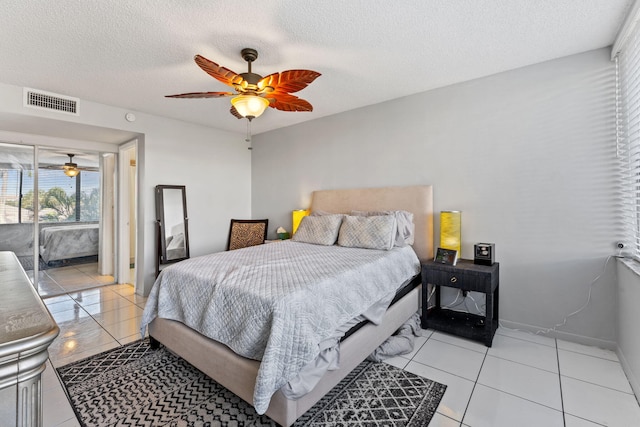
[
  {"left": 163, "top": 189, "right": 186, "bottom": 260},
  {"left": 155, "top": 185, "right": 189, "bottom": 270}
]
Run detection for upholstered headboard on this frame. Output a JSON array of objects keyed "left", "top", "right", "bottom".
[{"left": 309, "top": 185, "right": 434, "bottom": 261}]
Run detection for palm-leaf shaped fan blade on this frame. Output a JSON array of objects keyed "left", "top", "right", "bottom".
[
  {"left": 165, "top": 91, "right": 234, "bottom": 99},
  {"left": 166, "top": 48, "right": 320, "bottom": 119}
]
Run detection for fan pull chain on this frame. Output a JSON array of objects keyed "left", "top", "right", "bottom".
[{"left": 245, "top": 118, "right": 253, "bottom": 150}]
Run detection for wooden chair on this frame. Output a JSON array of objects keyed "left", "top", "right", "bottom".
[{"left": 226, "top": 219, "right": 269, "bottom": 251}]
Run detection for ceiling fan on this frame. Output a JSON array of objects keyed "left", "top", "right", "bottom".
[
  {"left": 166, "top": 48, "right": 321, "bottom": 121},
  {"left": 40, "top": 154, "right": 96, "bottom": 177}
]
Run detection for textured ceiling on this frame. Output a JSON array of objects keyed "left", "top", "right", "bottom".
[{"left": 0, "top": 0, "right": 632, "bottom": 136}]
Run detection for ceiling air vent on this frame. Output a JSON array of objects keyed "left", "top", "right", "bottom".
[{"left": 23, "top": 88, "right": 79, "bottom": 116}]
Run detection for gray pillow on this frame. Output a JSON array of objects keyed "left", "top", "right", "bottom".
[
  {"left": 337, "top": 215, "right": 396, "bottom": 250},
  {"left": 292, "top": 215, "right": 343, "bottom": 246},
  {"left": 351, "top": 210, "right": 415, "bottom": 246},
  {"left": 310, "top": 210, "right": 340, "bottom": 217}
]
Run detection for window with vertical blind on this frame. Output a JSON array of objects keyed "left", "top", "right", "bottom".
[
  {"left": 0, "top": 167, "right": 99, "bottom": 224},
  {"left": 616, "top": 13, "right": 640, "bottom": 260},
  {"left": 0, "top": 168, "right": 33, "bottom": 223},
  {"left": 38, "top": 169, "right": 100, "bottom": 223}
]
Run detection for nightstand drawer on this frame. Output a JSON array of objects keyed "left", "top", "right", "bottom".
[
  {"left": 422, "top": 262, "right": 498, "bottom": 293},
  {"left": 426, "top": 270, "right": 471, "bottom": 289}
]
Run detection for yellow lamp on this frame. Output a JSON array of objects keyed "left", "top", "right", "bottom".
[
  {"left": 440, "top": 211, "right": 461, "bottom": 257},
  {"left": 292, "top": 209, "right": 310, "bottom": 234}
]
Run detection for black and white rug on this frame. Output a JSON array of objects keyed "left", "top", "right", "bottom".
[{"left": 57, "top": 339, "right": 446, "bottom": 426}]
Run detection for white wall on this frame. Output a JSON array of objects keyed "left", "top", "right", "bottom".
[
  {"left": 0, "top": 82, "right": 252, "bottom": 295},
  {"left": 617, "top": 259, "right": 640, "bottom": 399},
  {"left": 139, "top": 116, "right": 251, "bottom": 293},
  {"left": 251, "top": 48, "right": 621, "bottom": 345}
]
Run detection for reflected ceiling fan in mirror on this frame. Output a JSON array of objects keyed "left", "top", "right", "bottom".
[
  {"left": 62, "top": 154, "right": 79, "bottom": 177},
  {"left": 40, "top": 153, "right": 96, "bottom": 177},
  {"left": 166, "top": 48, "right": 321, "bottom": 121}
]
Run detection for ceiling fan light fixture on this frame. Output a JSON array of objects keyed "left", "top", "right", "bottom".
[
  {"left": 63, "top": 163, "right": 79, "bottom": 177},
  {"left": 231, "top": 94, "right": 269, "bottom": 119},
  {"left": 63, "top": 153, "right": 79, "bottom": 177}
]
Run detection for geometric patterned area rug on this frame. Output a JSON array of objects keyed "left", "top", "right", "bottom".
[{"left": 57, "top": 339, "right": 446, "bottom": 427}]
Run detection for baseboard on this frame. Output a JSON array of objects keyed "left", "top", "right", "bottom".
[
  {"left": 498, "top": 319, "right": 616, "bottom": 351},
  {"left": 617, "top": 346, "right": 640, "bottom": 405}
]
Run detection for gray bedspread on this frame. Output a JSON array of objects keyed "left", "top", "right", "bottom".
[
  {"left": 140, "top": 240, "right": 420, "bottom": 414},
  {"left": 39, "top": 224, "right": 99, "bottom": 263}
]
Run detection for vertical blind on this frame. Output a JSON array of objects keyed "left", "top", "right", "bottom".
[
  {"left": 616, "top": 18, "right": 640, "bottom": 259},
  {"left": 0, "top": 168, "right": 99, "bottom": 224}
]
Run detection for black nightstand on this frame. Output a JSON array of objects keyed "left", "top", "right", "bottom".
[{"left": 421, "top": 259, "right": 499, "bottom": 347}]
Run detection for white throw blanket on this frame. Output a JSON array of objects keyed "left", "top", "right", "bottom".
[{"left": 140, "top": 241, "right": 420, "bottom": 414}]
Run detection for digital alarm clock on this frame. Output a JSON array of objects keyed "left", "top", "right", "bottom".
[{"left": 474, "top": 243, "right": 495, "bottom": 266}]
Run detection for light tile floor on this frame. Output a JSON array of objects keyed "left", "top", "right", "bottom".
[
  {"left": 41, "top": 287, "right": 640, "bottom": 427},
  {"left": 42, "top": 283, "right": 147, "bottom": 427},
  {"left": 29, "top": 262, "right": 115, "bottom": 297},
  {"left": 387, "top": 331, "right": 640, "bottom": 427}
]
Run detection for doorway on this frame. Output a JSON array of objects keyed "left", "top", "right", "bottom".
[
  {"left": 35, "top": 148, "right": 116, "bottom": 295},
  {"left": 118, "top": 141, "right": 137, "bottom": 291},
  {"left": 0, "top": 143, "right": 117, "bottom": 296}
]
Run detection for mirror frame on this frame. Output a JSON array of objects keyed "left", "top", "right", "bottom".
[{"left": 155, "top": 185, "right": 190, "bottom": 268}]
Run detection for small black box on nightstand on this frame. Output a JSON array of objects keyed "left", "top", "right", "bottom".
[{"left": 474, "top": 243, "right": 495, "bottom": 265}]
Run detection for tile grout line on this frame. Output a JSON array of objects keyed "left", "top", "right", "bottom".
[
  {"left": 459, "top": 345, "right": 488, "bottom": 426},
  {"left": 410, "top": 358, "right": 476, "bottom": 386},
  {"left": 405, "top": 333, "right": 471, "bottom": 423},
  {"left": 495, "top": 327, "right": 557, "bottom": 348},
  {"left": 452, "top": 332, "right": 570, "bottom": 424},
  {"left": 474, "top": 382, "right": 566, "bottom": 415},
  {"left": 482, "top": 352, "right": 560, "bottom": 376},
  {"left": 48, "top": 356, "right": 78, "bottom": 426},
  {"left": 47, "top": 284, "right": 133, "bottom": 367},
  {"left": 409, "top": 334, "right": 485, "bottom": 383},
  {"left": 426, "top": 331, "right": 567, "bottom": 423},
  {"left": 555, "top": 338, "right": 568, "bottom": 427},
  {"left": 42, "top": 283, "right": 135, "bottom": 426},
  {"left": 77, "top": 290, "right": 135, "bottom": 345},
  {"left": 428, "top": 335, "right": 488, "bottom": 354},
  {"left": 556, "top": 346, "right": 619, "bottom": 362},
  {"left": 560, "top": 374, "right": 635, "bottom": 395}
]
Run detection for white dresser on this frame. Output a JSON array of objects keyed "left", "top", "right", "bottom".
[{"left": 0, "top": 252, "right": 59, "bottom": 426}]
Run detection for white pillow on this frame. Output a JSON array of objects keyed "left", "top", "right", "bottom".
[
  {"left": 351, "top": 210, "right": 415, "bottom": 246},
  {"left": 166, "top": 233, "right": 184, "bottom": 250},
  {"left": 292, "top": 215, "right": 343, "bottom": 246},
  {"left": 337, "top": 215, "right": 396, "bottom": 250}
]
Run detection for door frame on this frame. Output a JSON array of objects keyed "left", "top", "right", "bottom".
[{"left": 117, "top": 140, "right": 138, "bottom": 291}]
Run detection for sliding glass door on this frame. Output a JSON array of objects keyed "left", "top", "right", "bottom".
[
  {"left": 37, "top": 148, "right": 115, "bottom": 294},
  {"left": 0, "top": 142, "right": 35, "bottom": 279},
  {"left": 0, "top": 143, "right": 117, "bottom": 296}
]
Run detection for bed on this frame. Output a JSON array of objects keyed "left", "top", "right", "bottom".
[
  {"left": 142, "top": 185, "right": 433, "bottom": 426},
  {"left": 39, "top": 223, "right": 99, "bottom": 263}
]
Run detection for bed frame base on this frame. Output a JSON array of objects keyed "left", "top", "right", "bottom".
[{"left": 148, "top": 285, "right": 420, "bottom": 427}]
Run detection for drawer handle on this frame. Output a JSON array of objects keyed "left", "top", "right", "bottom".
[{"left": 450, "top": 276, "right": 457, "bottom": 283}]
